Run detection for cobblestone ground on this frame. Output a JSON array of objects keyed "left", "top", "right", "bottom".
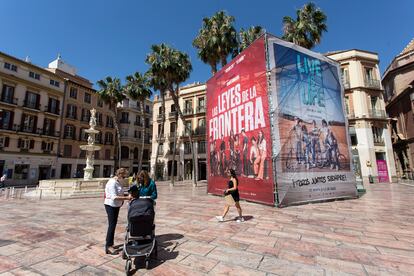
[{"left": 1, "top": 181, "right": 414, "bottom": 275}]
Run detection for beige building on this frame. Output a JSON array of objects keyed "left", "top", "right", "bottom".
[
  {"left": 382, "top": 38, "right": 414, "bottom": 179},
  {"left": 46, "top": 56, "right": 116, "bottom": 179},
  {"left": 150, "top": 83, "right": 207, "bottom": 181},
  {"left": 326, "top": 50, "right": 396, "bottom": 184},
  {"left": 118, "top": 97, "right": 153, "bottom": 174},
  {"left": 0, "top": 52, "right": 64, "bottom": 185}
]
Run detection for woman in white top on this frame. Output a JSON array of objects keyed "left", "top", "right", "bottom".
[{"left": 104, "top": 168, "right": 131, "bottom": 254}]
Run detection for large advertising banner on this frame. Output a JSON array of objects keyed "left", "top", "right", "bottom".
[
  {"left": 267, "top": 36, "right": 357, "bottom": 206},
  {"left": 206, "top": 37, "right": 275, "bottom": 205}
]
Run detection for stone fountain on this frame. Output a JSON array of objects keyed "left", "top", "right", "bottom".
[
  {"left": 29, "top": 109, "right": 108, "bottom": 199},
  {"left": 80, "top": 108, "right": 101, "bottom": 180}
]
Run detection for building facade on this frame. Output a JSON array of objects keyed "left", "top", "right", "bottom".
[
  {"left": 0, "top": 52, "right": 64, "bottom": 185},
  {"left": 382, "top": 39, "right": 414, "bottom": 179},
  {"left": 118, "top": 97, "right": 153, "bottom": 174},
  {"left": 150, "top": 83, "right": 207, "bottom": 181},
  {"left": 326, "top": 50, "right": 397, "bottom": 184},
  {"left": 46, "top": 56, "right": 116, "bottom": 179}
]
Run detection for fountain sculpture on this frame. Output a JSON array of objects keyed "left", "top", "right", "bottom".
[{"left": 80, "top": 108, "right": 101, "bottom": 180}]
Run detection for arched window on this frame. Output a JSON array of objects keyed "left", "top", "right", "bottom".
[{"left": 133, "top": 147, "right": 139, "bottom": 160}]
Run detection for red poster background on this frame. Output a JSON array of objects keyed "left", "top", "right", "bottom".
[{"left": 206, "top": 37, "right": 274, "bottom": 205}]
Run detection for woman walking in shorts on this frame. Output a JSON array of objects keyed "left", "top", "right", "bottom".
[{"left": 216, "top": 169, "right": 244, "bottom": 222}]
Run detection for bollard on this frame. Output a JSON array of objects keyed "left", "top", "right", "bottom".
[
  {"left": 59, "top": 188, "right": 63, "bottom": 199},
  {"left": 39, "top": 189, "right": 42, "bottom": 200},
  {"left": 25, "top": 186, "right": 27, "bottom": 193},
  {"left": 4, "top": 188, "right": 8, "bottom": 199},
  {"left": 11, "top": 187, "right": 15, "bottom": 198}
]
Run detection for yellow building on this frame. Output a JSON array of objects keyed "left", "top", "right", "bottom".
[
  {"left": 326, "top": 50, "right": 397, "bottom": 183},
  {"left": 150, "top": 83, "right": 206, "bottom": 181},
  {"left": 0, "top": 52, "right": 64, "bottom": 185}
]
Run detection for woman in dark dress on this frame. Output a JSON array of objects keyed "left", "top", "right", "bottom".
[{"left": 215, "top": 169, "right": 244, "bottom": 222}]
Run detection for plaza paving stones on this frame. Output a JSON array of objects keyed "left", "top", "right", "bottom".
[{"left": 1, "top": 182, "right": 414, "bottom": 275}]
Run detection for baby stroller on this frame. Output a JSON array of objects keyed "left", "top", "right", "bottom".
[{"left": 122, "top": 197, "right": 157, "bottom": 275}]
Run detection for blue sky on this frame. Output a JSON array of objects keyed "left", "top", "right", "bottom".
[{"left": 1, "top": 0, "right": 412, "bottom": 90}]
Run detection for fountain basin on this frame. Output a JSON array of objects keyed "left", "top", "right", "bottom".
[{"left": 80, "top": 145, "right": 101, "bottom": 151}]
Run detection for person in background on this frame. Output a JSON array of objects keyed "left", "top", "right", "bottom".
[
  {"left": 0, "top": 174, "right": 6, "bottom": 190},
  {"left": 216, "top": 169, "right": 244, "bottom": 222},
  {"left": 293, "top": 117, "right": 303, "bottom": 164},
  {"left": 302, "top": 125, "right": 312, "bottom": 170},
  {"left": 104, "top": 168, "right": 131, "bottom": 254},
  {"left": 137, "top": 170, "right": 158, "bottom": 200},
  {"left": 249, "top": 137, "right": 258, "bottom": 178}
]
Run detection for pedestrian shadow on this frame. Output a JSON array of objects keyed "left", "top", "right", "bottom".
[
  {"left": 125, "top": 233, "right": 184, "bottom": 274},
  {"left": 219, "top": 215, "right": 254, "bottom": 223}
]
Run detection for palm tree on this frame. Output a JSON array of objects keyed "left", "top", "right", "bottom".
[
  {"left": 193, "top": 10, "right": 238, "bottom": 75},
  {"left": 96, "top": 76, "right": 125, "bottom": 169},
  {"left": 146, "top": 43, "right": 195, "bottom": 186},
  {"left": 239, "top": 26, "right": 264, "bottom": 52},
  {"left": 124, "top": 72, "right": 152, "bottom": 172},
  {"left": 282, "top": 2, "right": 327, "bottom": 49}
]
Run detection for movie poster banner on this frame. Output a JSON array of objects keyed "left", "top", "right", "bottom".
[
  {"left": 267, "top": 36, "right": 357, "bottom": 207},
  {"left": 206, "top": 36, "right": 275, "bottom": 205}
]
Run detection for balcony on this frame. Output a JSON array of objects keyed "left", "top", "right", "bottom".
[
  {"left": 183, "top": 108, "right": 194, "bottom": 116},
  {"left": 155, "top": 134, "right": 165, "bottom": 141},
  {"left": 0, "top": 123, "right": 15, "bottom": 131},
  {"left": 41, "top": 129, "right": 60, "bottom": 137},
  {"left": 23, "top": 100, "right": 40, "bottom": 110},
  {"left": 368, "top": 109, "right": 387, "bottom": 119},
  {"left": 168, "top": 132, "right": 177, "bottom": 139},
  {"left": 44, "top": 106, "right": 60, "bottom": 115},
  {"left": 157, "top": 114, "right": 165, "bottom": 121},
  {"left": 81, "top": 116, "right": 90, "bottom": 123},
  {"left": 342, "top": 77, "right": 350, "bottom": 89},
  {"left": 373, "top": 137, "right": 385, "bottom": 146},
  {"left": 0, "top": 96, "right": 18, "bottom": 105},
  {"left": 169, "top": 111, "right": 177, "bottom": 118},
  {"left": 104, "top": 140, "right": 113, "bottom": 145},
  {"left": 196, "top": 106, "right": 206, "bottom": 114},
  {"left": 144, "top": 138, "right": 151, "bottom": 144},
  {"left": 364, "top": 78, "right": 381, "bottom": 90},
  {"left": 194, "top": 127, "right": 206, "bottom": 136},
  {"left": 134, "top": 121, "right": 143, "bottom": 127},
  {"left": 120, "top": 119, "right": 130, "bottom": 124}
]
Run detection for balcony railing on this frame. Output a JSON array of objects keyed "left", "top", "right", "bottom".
[
  {"left": 104, "top": 140, "right": 113, "bottom": 145},
  {"left": 41, "top": 129, "right": 60, "bottom": 137},
  {"left": 169, "top": 111, "right": 177, "bottom": 118},
  {"left": 157, "top": 114, "right": 164, "bottom": 121},
  {"left": 44, "top": 106, "right": 60, "bottom": 115},
  {"left": 20, "top": 125, "right": 36, "bottom": 133},
  {"left": 183, "top": 108, "right": 193, "bottom": 116},
  {"left": 194, "top": 127, "right": 206, "bottom": 136},
  {"left": 134, "top": 121, "right": 143, "bottom": 126},
  {"left": 66, "top": 113, "right": 77, "bottom": 120},
  {"left": 373, "top": 137, "right": 385, "bottom": 146},
  {"left": 364, "top": 78, "right": 381, "bottom": 89},
  {"left": 347, "top": 109, "right": 387, "bottom": 119},
  {"left": 23, "top": 100, "right": 40, "bottom": 110},
  {"left": 0, "top": 97, "right": 18, "bottom": 105},
  {"left": 157, "top": 150, "right": 164, "bottom": 156},
  {"left": 120, "top": 119, "right": 130, "bottom": 124},
  {"left": 196, "top": 106, "right": 206, "bottom": 113},
  {"left": 155, "top": 134, "right": 165, "bottom": 140}
]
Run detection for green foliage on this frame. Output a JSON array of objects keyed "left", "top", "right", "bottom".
[
  {"left": 96, "top": 76, "right": 125, "bottom": 109},
  {"left": 238, "top": 26, "right": 264, "bottom": 53},
  {"left": 282, "top": 2, "right": 327, "bottom": 49}
]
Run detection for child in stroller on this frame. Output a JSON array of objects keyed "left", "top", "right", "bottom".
[{"left": 123, "top": 185, "right": 157, "bottom": 274}]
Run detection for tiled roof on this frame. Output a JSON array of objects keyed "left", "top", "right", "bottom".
[{"left": 399, "top": 38, "right": 414, "bottom": 56}]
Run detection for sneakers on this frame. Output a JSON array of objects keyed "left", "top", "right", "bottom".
[
  {"left": 215, "top": 216, "right": 224, "bottom": 222},
  {"left": 236, "top": 216, "right": 245, "bottom": 223}
]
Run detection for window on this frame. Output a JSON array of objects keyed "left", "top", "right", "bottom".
[
  {"left": 105, "top": 132, "right": 113, "bottom": 144},
  {"left": 341, "top": 67, "right": 350, "bottom": 87},
  {"left": 18, "top": 138, "right": 33, "bottom": 150},
  {"left": 170, "top": 104, "right": 176, "bottom": 112},
  {"left": 0, "top": 136, "right": 10, "bottom": 148},
  {"left": 25, "top": 91, "right": 40, "bottom": 109},
  {"left": 157, "top": 143, "right": 164, "bottom": 155},
  {"left": 97, "top": 98, "right": 103, "bottom": 107},
  {"left": 14, "top": 164, "right": 29, "bottom": 180},
  {"left": 81, "top": 108, "right": 91, "bottom": 122},
  {"left": 120, "top": 128, "right": 128, "bottom": 137},
  {"left": 63, "top": 144, "right": 72, "bottom": 157},
  {"left": 134, "top": 130, "right": 141, "bottom": 139},
  {"left": 43, "top": 118, "right": 55, "bottom": 136},
  {"left": 157, "top": 124, "right": 164, "bottom": 136},
  {"left": 145, "top": 118, "right": 149, "bottom": 128},
  {"left": 66, "top": 104, "right": 77, "bottom": 119},
  {"left": 41, "top": 141, "right": 54, "bottom": 152},
  {"left": 364, "top": 67, "right": 374, "bottom": 80},
  {"left": 50, "top": 79, "right": 60, "bottom": 87},
  {"left": 21, "top": 114, "right": 37, "bottom": 133},
  {"left": 344, "top": 96, "right": 349, "bottom": 114},
  {"left": 1, "top": 85, "right": 15, "bottom": 104},
  {"left": 158, "top": 106, "right": 164, "bottom": 115},
  {"left": 64, "top": 125, "right": 75, "bottom": 139},
  {"left": 184, "top": 142, "right": 191, "bottom": 154},
  {"left": 184, "top": 120, "right": 192, "bottom": 135},
  {"left": 121, "top": 112, "right": 129, "bottom": 123},
  {"left": 0, "top": 110, "right": 14, "bottom": 130},
  {"left": 370, "top": 96, "right": 378, "bottom": 110},
  {"left": 106, "top": 116, "right": 114, "bottom": 128},
  {"left": 96, "top": 112, "right": 102, "bottom": 125},
  {"left": 372, "top": 127, "right": 384, "bottom": 144},
  {"left": 143, "top": 149, "right": 149, "bottom": 160},
  {"left": 170, "top": 122, "right": 176, "bottom": 134},
  {"left": 29, "top": 71, "right": 40, "bottom": 80},
  {"left": 70, "top": 87, "right": 78, "bottom": 99},
  {"left": 47, "top": 98, "right": 59, "bottom": 114},
  {"left": 145, "top": 105, "right": 150, "bottom": 113},
  {"left": 198, "top": 140, "right": 206, "bottom": 154},
  {"left": 84, "top": 93, "right": 91, "bottom": 104},
  {"left": 80, "top": 128, "right": 88, "bottom": 141},
  {"left": 4, "top": 62, "right": 17, "bottom": 72},
  {"left": 198, "top": 118, "right": 206, "bottom": 128},
  {"left": 169, "top": 142, "right": 174, "bottom": 151},
  {"left": 136, "top": 102, "right": 141, "bottom": 112},
  {"left": 96, "top": 133, "right": 102, "bottom": 144},
  {"left": 121, "top": 146, "right": 130, "bottom": 159}
]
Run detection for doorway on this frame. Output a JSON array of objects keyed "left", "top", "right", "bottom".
[
  {"left": 60, "top": 164, "right": 72, "bottom": 179},
  {"left": 38, "top": 166, "right": 51, "bottom": 180},
  {"left": 375, "top": 152, "right": 389, "bottom": 182},
  {"left": 198, "top": 160, "right": 206, "bottom": 180}
]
